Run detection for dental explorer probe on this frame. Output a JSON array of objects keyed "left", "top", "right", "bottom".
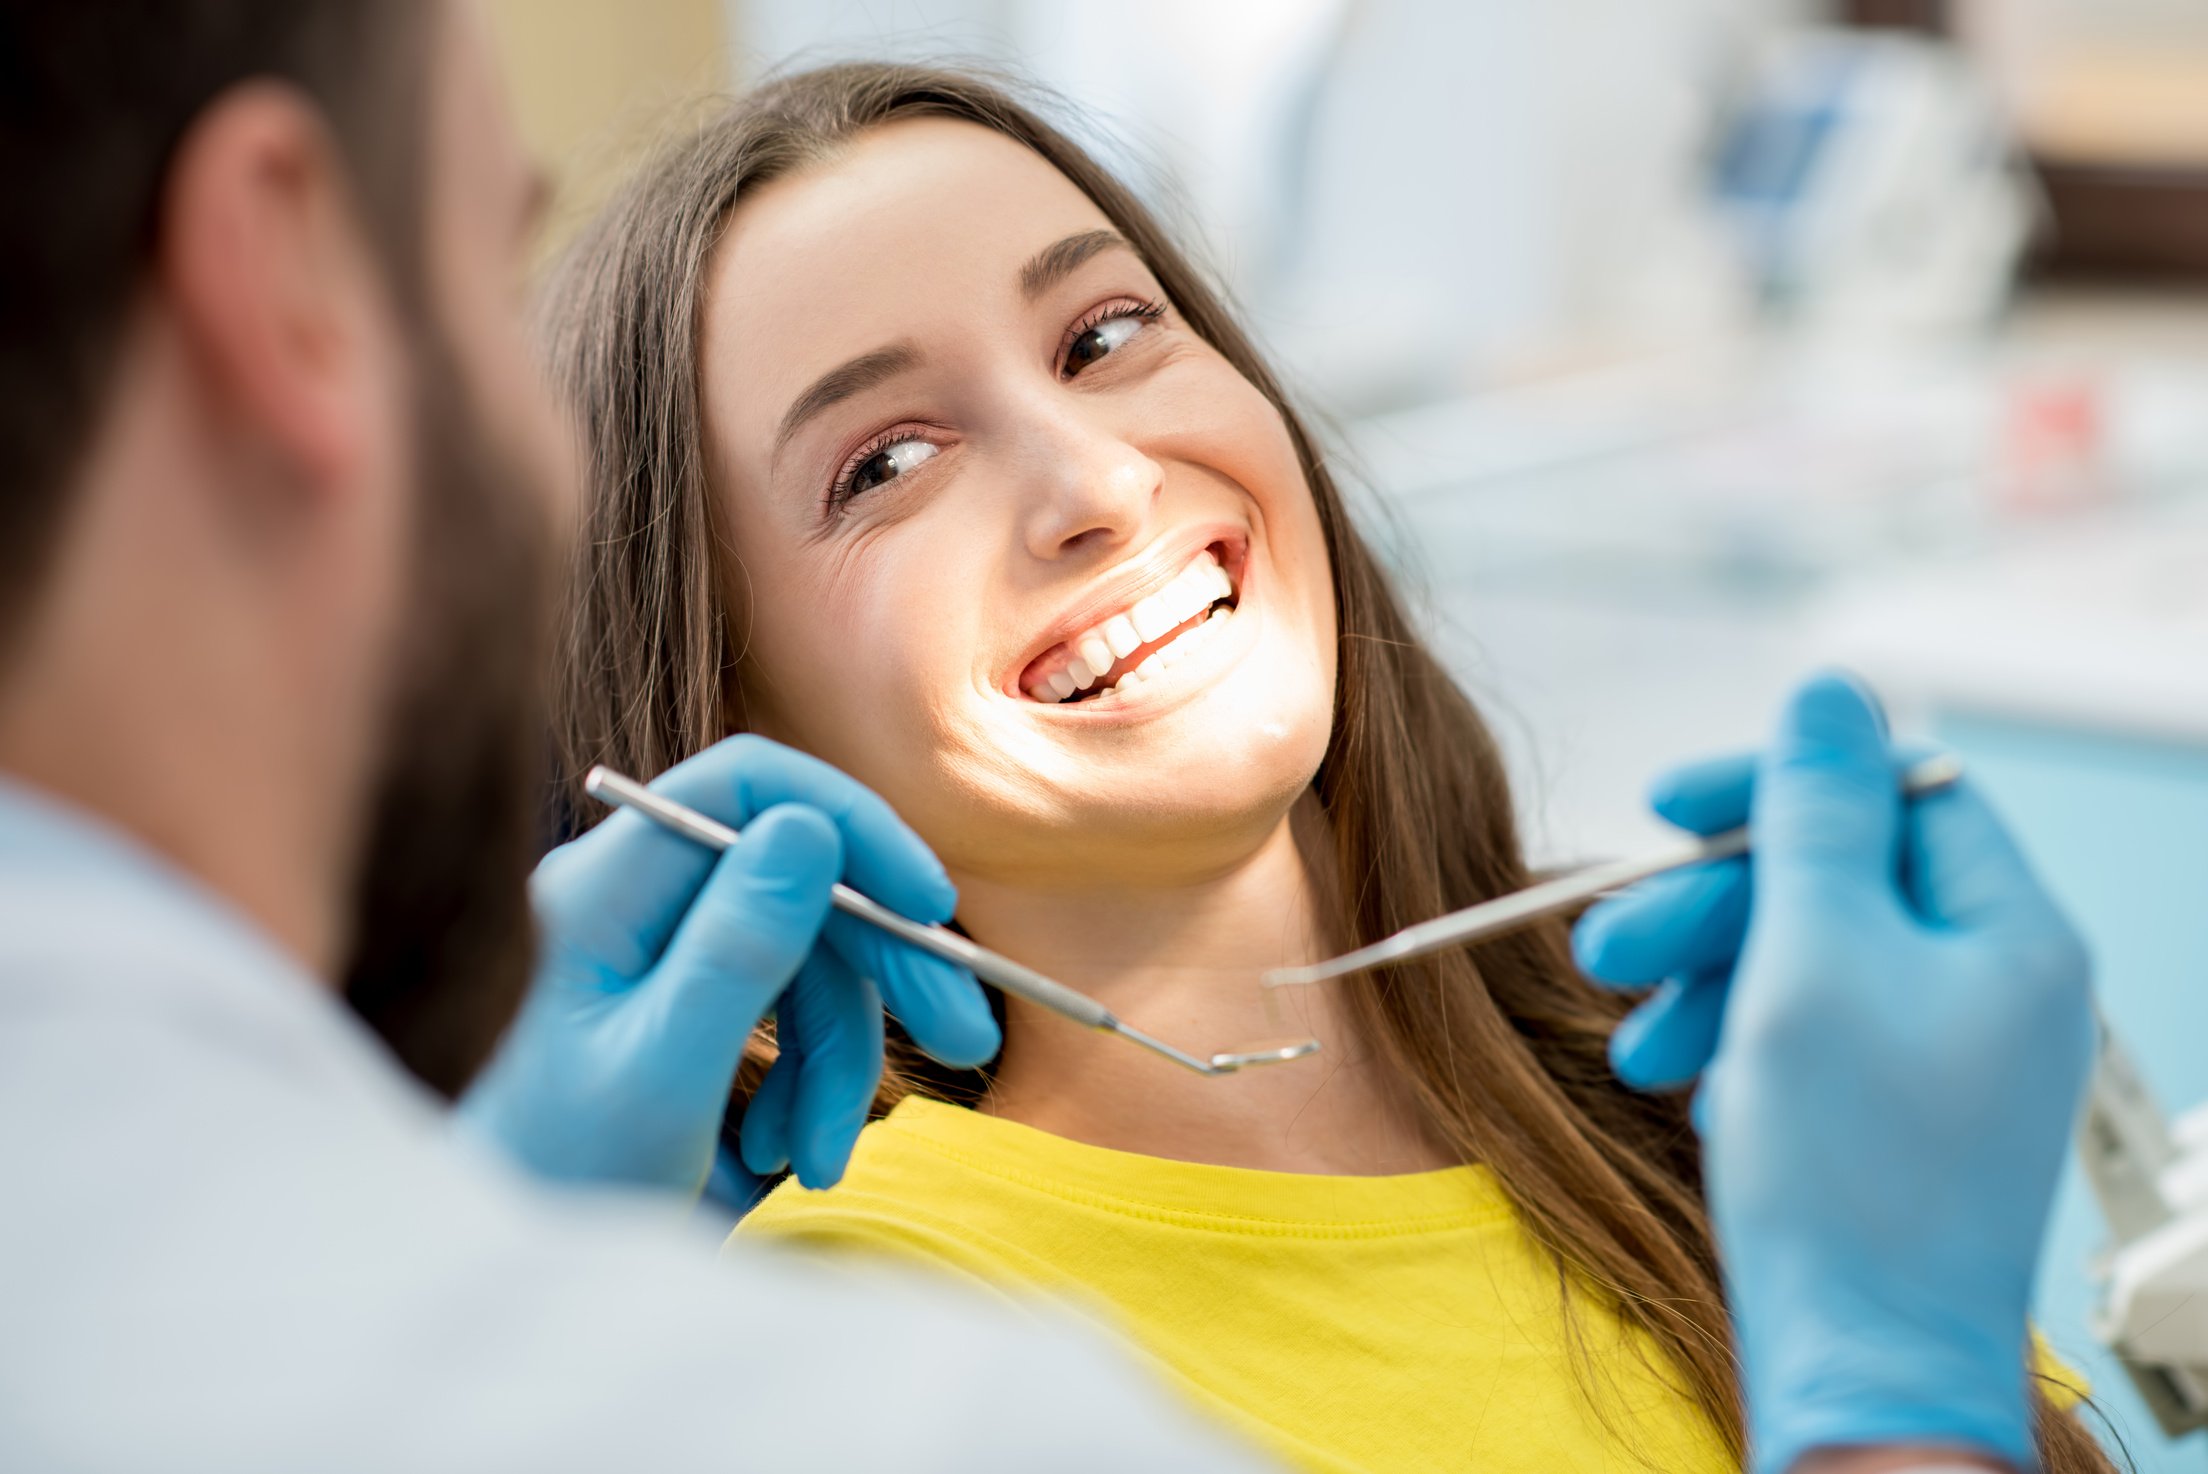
[
  {"left": 584, "top": 767, "right": 1321, "bottom": 1077},
  {"left": 1263, "top": 753, "right": 1966, "bottom": 991}
]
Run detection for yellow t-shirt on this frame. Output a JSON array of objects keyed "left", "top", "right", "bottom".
[{"left": 734, "top": 1097, "right": 1737, "bottom": 1473}]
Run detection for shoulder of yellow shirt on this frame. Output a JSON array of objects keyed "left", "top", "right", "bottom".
[{"left": 735, "top": 1113, "right": 2094, "bottom": 1415}]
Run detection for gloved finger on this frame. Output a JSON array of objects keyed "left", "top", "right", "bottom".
[
  {"left": 703, "top": 1141, "right": 773, "bottom": 1216},
  {"left": 1610, "top": 969, "right": 1731, "bottom": 1091},
  {"left": 1649, "top": 754, "right": 1756, "bottom": 837},
  {"left": 659, "top": 735, "right": 956, "bottom": 924},
  {"left": 1573, "top": 858, "right": 1749, "bottom": 987},
  {"left": 1754, "top": 671, "right": 1902, "bottom": 897},
  {"left": 1902, "top": 778, "right": 2066, "bottom": 939},
  {"left": 1648, "top": 747, "right": 1945, "bottom": 840},
  {"left": 1688, "top": 1066, "right": 1716, "bottom": 1138},
  {"left": 530, "top": 808, "right": 721, "bottom": 982},
  {"left": 824, "top": 912, "right": 1000, "bottom": 1069},
  {"left": 535, "top": 735, "right": 955, "bottom": 978},
  {"left": 645, "top": 805, "right": 843, "bottom": 1077},
  {"left": 776, "top": 946, "right": 886, "bottom": 1190},
  {"left": 738, "top": 1041, "right": 800, "bottom": 1178}
]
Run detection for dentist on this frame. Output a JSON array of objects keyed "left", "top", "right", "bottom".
[
  {"left": 0, "top": 1, "right": 2097, "bottom": 1471},
  {"left": 0, "top": 1, "right": 1258, "bottom": 1467}
]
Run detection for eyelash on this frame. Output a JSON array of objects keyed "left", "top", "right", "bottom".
[
  {"left": 826, "top": 425, "right": 929, "bottom": 511},
  {"left": 824, "top": 295, "right": 1171, "bottom": 513},
  {"left": 1057, "top": 296, "right": 1168, "bottom": 379}
]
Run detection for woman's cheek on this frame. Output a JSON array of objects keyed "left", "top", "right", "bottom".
[{"left": 818, "top": 563, "right": 964, "bottom": 762}]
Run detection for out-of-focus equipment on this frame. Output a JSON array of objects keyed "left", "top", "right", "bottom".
[
  {"left": 2082, "top": 1024, "right": 2208, "bottom": 1435},
  {"left": 1712, "top": 31, "right": 2035, "bottom": 339}
]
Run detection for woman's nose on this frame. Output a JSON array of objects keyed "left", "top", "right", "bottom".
[{"left": 1014, "top": 404, "right": 1164, "bottom": 563}]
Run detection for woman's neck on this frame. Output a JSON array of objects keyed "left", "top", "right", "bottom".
[{"left": 950, "top": 792, "right": 1453, "bottom": 1176}]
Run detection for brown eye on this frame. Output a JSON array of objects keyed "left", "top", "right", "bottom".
[
  {"left": 1063, "top": 312, "right": 1146, "bottom": 378},
  {"left": 837, "top": 438, "right": 937, "bottom": 504}
]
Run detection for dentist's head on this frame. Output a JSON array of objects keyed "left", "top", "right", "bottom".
[{"left": 0, "top": 0, "right": 571, "bottom": 1093}]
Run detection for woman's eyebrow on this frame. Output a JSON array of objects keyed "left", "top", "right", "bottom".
[
  {"left": 775, "top": 341, "right": 924, "bottom": 457},
  {"left": 770, "top": 233, "right": 1128, "bottom": 459},
  {"left": 1019, "top": 229, "right": 1130, "bottom": 300}
]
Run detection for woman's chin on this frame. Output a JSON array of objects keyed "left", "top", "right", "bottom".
[
  {"left": 966, "top": 786, "right": 1311, "bottom": 890},
  {"left": 1039, "top": 703, "right": 1330, "bottom": 859}
]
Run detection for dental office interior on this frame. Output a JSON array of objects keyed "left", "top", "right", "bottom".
[{"left": 495, "top": 0, "right": 2208, "bottom": 1464}]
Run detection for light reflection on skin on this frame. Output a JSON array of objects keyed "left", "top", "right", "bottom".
[{"left": 697, "top": 118, "right": 1447, "bottom": 1173}]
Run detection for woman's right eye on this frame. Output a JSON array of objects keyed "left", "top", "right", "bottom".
[{"left": 833, "top": 435, "right": 939, "bottom": 507}]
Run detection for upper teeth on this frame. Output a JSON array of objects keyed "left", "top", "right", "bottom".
[{"left": 1030, "top": 551, "right": 1234, "bottom": 703}]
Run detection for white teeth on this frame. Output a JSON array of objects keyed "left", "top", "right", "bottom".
[
  {"left": 1130, "top": 598, "right": 1176, "bottom": 644},
  {"left": 1035, "top": 601, "right": 1237, "bottom": 705},
  {"left": 1130, "top": 558, "right": 1222, "bottom": 643},
  {"left": 1192, "top": 559, "right": 1230, "bottom": 606},
  {"left": 1030, "top": 550, "right": 1239, "bottom": 705}
]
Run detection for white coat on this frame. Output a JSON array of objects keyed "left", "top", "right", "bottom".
[{"left": 0, "top": 780, "right": 1270, "bottom": 1472}]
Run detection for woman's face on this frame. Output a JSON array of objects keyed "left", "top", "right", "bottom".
[{"left": 699, "top": 119, "right": 1336, "bottom": 887}]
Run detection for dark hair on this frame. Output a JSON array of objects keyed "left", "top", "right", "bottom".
[
  {"left": 0, "top": 0, "right": 430, "bottom": 660},
  {"left": 538, "top": 61, "right": 2114, "bottom": 1472}
]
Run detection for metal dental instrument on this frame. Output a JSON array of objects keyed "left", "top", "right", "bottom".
[
  {"left": 585, "top": 767, "right": 1321, "bottom": 1077},
  {"left": 1264, "top": 753, "right": 1966, "bottom": 991}
]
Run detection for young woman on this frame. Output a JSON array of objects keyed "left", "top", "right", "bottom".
[{"left": 537, "top": 63, "right": 2106, "bottom": 1474}]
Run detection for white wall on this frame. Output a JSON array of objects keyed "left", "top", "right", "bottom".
[{"left": 722, "top": 0, "right": 1824, "bottom": 412}]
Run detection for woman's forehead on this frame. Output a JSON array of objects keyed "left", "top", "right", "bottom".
[{"left": 703, "top": 119, "right": 1118, "bottom": 428}]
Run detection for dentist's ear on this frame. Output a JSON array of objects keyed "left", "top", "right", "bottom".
[{"left": 160, "top": 82, "right": 393, "bottom": 501}]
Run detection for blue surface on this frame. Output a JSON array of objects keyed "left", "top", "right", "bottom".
[{"left": 1936, "top": 712, "right": 2208, "bottom": 1473}]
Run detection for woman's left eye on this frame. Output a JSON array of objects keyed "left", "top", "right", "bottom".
[
  {"left": 833, "top": 435, "right": 939, "bottom": 507},
  {"left": 1062, "top": 302, "right": 1164, "bottom": 379}
]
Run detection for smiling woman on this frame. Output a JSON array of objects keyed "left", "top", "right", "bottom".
[{"left": 534, "top": 63, "right": 2110, "bottom": 1474}]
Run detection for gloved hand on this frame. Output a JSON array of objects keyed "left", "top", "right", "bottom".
[
  {"left": 461, "top": 735, "right": 1000, "bottom": 1198},
  {"left": 1572, "top": 674, "right": 2096, "bottom": 1473},
  {"left": 1573, "top": 732, "right": 1943, "bottom": 1092}
]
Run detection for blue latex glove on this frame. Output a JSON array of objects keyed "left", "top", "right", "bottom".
[
  {"left": 1573, "top": 674, "right": 2096, "bottom": 1473},
  {"left": 461, "top": 735, "right": 1000, "bottom": 1197}
]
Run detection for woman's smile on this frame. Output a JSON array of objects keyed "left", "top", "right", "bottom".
[{"left": 1007, "top": 529, "right": 1251, "bottom": 718}]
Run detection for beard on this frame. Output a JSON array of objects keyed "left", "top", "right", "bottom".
[{"left": 339, "top": 329, "right": 555, "bottom": 1099}]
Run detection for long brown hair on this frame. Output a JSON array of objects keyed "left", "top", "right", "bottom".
[{"left": 536, "top": 61, "right": 2110, "bottom": 1473}]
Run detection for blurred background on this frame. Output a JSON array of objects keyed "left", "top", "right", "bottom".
[{"left": 485, "top": 2, "right": 2208, "bottom": 1463}]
